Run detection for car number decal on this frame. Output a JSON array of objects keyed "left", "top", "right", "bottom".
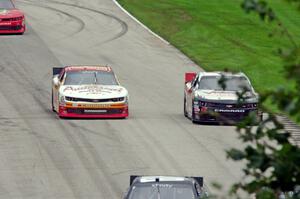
[
  {"left": 84, "top": 109, "right": 107, "bottom": 113},
  {"left": 80, "top": 104, "right": 111, "bottom": 108}
]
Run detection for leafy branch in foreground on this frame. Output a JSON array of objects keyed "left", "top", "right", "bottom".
[{"left": 222, "top": 0, "right": 300, "bottom": 198}]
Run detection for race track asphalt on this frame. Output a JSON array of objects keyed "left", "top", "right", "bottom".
[{"left": 0, "top": 0, "right": 245, "bottom": 198}]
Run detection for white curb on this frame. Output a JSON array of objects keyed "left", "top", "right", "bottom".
[{"left": 112, "top": 0, "right": 170, "bottom": 45}]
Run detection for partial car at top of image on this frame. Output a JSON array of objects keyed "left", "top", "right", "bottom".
[
  {"left": 0, "top": 0, "right": 25, "bottom": 34},
  {"left": 52, "top": 65, "right": 129, "bottom": 119},
  {"left": 184, "top": 71, "right": 262, "bottom": 124},
  {"left": 124, "top": 176, "right": 207, "bottom": 199}
]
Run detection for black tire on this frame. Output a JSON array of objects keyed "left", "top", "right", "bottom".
[
  {"left": 191, "top": 101, "right": 198, "bottom": 124},
  {"left": 51, "top": 89, "right": 56, "bottom": 112},
  {"left": 184, "top": 95, "right": 188, "bottom": 117},
  {"left": 191, "top": 106, "right": 197, "bottom": 123}
]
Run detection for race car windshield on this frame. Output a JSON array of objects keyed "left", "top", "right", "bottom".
[
  {"left": 198, "top": 76, "right": 251, "bottom": 91},
  {"left": 128, "top": 182, "right": 196, "bottom": 199},
  {"left": 0, "top": 0, "right": 15, "bottom": 9},
  {"left": 64, "top": 71, "right": 118, "bottom": 85}
]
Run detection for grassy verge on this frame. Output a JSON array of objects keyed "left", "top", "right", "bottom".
[{"left": 118, "top": 0, "right": 300, "bottom": 94}]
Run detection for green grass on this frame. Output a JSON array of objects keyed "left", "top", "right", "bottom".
[{"left": 118, "top": 0, "right": 300, "bottom": 93}]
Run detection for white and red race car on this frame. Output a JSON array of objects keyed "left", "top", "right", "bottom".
[
  {"left": 52, "top": 65, "right": 129, "bottom": 118},
  {"left": 184, "top": 71, "right": 262, "bottom": 123}
]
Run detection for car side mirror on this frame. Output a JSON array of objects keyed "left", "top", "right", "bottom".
[{"left": 53, "top": 75, "right": 60, "bottom": 86}]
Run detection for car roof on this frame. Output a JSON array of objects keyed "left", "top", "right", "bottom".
[
  {"left": 64, "top": 65, "right": 113, "bottom": 72},
  {"left": 199, "top": 71, "right": 247, "bottom": 77}
]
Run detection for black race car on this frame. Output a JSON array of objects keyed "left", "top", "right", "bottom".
[{"left": 184, "top": 72, "right": 262, "bottom": 124}]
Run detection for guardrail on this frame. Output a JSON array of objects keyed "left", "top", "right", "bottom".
[{"left": 278, "top": 115, "right": 300, "bottom": 146}]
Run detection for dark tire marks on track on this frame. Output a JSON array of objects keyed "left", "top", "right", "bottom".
[
  {"left": 20, "top": 0, "right": 85, "bottom": 38},
  {"left": 0, "top": 65, "right": 5, "bottom": 73},
  {"left": 25, "top": 0, "right": 128, "bottom": 44}
]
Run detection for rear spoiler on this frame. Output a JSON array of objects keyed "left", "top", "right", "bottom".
[
  {"left": 129, "top": 175, "right": 203, "bottom": 187},
  {"left": 53, "top": 67, "right": 64, "bottom": 76},
  {"left": 185, "top": 72, "right": 197, "bottom": 83}
]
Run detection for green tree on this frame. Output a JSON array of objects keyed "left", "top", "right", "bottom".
[{"left": 225, "top": 0, "right": 300, "bottom": 198}]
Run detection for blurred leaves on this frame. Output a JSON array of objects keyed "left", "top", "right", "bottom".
[
  {"left": 224, "top": 1, "right": 300, "bottom": 198},
  {"left": 241, "top": 0, "right": 276, "bottom": 21}
]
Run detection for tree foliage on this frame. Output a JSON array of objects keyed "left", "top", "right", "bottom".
[{"left": 224, "top": 0, "right": 300, "bottom": 198}]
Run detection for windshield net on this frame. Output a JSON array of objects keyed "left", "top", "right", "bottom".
[
  {"left": 198, "top": 76, "right": 251, "bottom": 91},
  {"left": 0, "top": 0, "right": 14, "bottom": 9},
  {"left": 64, "top": 71, "right": 118, "bottom": 86},
  {"left": 128, "top": 182, "right": 196, "bottom": 199}
]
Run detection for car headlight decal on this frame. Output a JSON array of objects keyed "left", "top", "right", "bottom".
[{"left": 59, "top": 95, "right": 66, "bottom": 105}]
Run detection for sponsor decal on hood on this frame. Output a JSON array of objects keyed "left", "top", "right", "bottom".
[
  {"left": 196, "top": 90, "right": 238, "bottom": 100},
  {"left": 62, "top": 85, "right": 124, "bottom": 95},
  {"left": 195, "top": 90, "right": 257, "bottom": 102},
  {"left": 0, "top": 9, "right": 8, "bottom": 15},
  {"left": 60, "top": 85, "right": 128, "bottom": 100}
]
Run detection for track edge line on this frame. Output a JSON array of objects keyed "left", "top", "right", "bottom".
[{"left": 112, "top": 0, "right": 170, "bottom": 45}]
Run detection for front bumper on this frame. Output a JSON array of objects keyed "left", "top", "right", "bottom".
[
  {"left": 0, "top": 20, "right": 25, "bottom": 34},
  {"left": 193, "top": 104, "right": 261, "bottom": 123},
  {"left": 58, "top": 103, "right": 129, "bottom": 118}
]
